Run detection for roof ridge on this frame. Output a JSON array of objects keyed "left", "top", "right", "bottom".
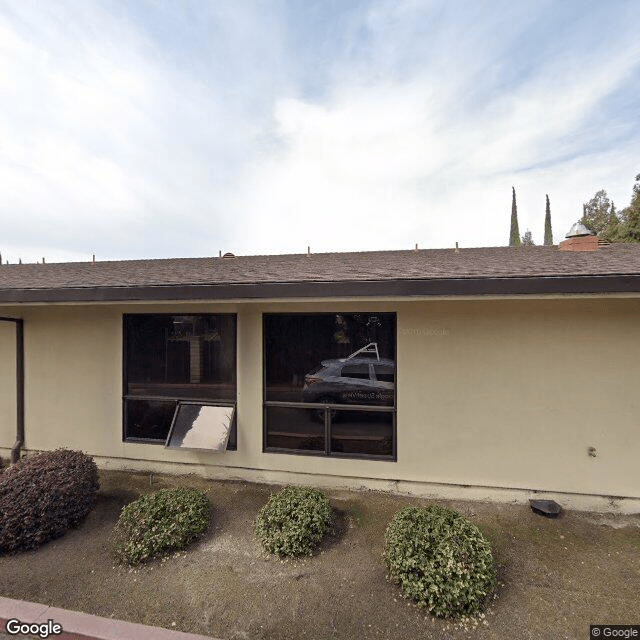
[{"left": 0, "top": 244, "right": 574, "bottom": 267}]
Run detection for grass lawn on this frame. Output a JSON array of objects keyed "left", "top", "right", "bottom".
[{"left": 0, "top": 470, "right": 639, "bottom": 640}]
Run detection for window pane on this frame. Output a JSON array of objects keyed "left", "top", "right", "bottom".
[
  {"left": 265, "top": 406, "right": 325, "bottom": 452},
  {"left": 125, "top": 398, "right": 176, "bottom": 441},
  {"left": 330, "top": 410, "right": 394, "bottom": 457},
  {"left": 125, "top": 314, "right": 236, "bottom": 398},
  {"left": 124, "top": 314, "right": 237, "bottom": 444},
  {"left": 166, "top": 404, "right": 235, "bottom": 451},
  {"left": 264, "top": 313, "right": 395, "bottom": 406}
]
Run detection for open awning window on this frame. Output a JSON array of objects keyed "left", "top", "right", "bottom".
[{"left": 165, "top": 402, "right": 236, "bottom": 451}]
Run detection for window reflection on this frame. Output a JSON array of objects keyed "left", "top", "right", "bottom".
[
  {"left": 265, "top": 314, "right": 395, "bottom": 406},
  {"left": 123, "top": 314, "right": 237, "bottom": 447},
  {"left": 264, "top": 313, "right": 396, "bottom": 459},
  {"left": 265, "top": 406, "right": 325, "bottom": 452},
  {"left": 330, "top": 411, "right": 394, "bottom": 457}
]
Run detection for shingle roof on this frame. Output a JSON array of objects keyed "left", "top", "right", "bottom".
[{"left": 1, "top": 245, "right": 640, "bottom": 303}]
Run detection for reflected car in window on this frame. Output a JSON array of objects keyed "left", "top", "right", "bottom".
[{"left": 302, "top": 356, "right": 395, "bottom": 407}]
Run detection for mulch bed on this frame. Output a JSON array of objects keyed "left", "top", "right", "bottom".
[{"left": 1, "top": 470, "right": 639, "bottom": 640}]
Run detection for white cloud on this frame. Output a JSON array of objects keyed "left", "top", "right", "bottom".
[
  {"left": 0, "top": 0, "right": 638, "bottom": 262},
  {"left": 0, "top": 0, "right": 289, "bottom": 262},
  {"left": 230, "top": 1, "right": 640, "bottom": 252}
]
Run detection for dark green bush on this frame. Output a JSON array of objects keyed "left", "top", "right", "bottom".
[
  {"left": 113, "top": 487, "right": 210, "bottom": 564},
  {"left": 255, "top": 486, "right": 331, "bottom": 557},
  {"left": 384, "top": 505, "right": 497, "bottom": 618},
  {"left": 0, "top": 449, "right": 99, "bottom": 552}
]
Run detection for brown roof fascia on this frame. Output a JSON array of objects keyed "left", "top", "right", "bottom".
[{"left": 1, "top": 275, "right": 640, "bottom": 303}]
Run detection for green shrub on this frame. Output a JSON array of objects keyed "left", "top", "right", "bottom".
[
  {"left": 0, "top": 449, "right": 99, "bottom": 552},
  {"left": 255, "top": 486, "right": 331, "bottom": 557},
  {"left": 384, "top": 505, "right": 497, "bottom": 618},
  {"left": 113, "top": 487, "right": 210, "bottom": 564}
]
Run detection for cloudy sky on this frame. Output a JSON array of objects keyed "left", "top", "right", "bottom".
[{"left": 1, "top": 0, "right": 639, "bottom": 263}]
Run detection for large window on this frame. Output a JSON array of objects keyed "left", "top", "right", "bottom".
[
  {"left": 123, "top": 314, "right": 237, "bottom": 448},
  {"left": 263, "top": 313, "right": 396, "bottom": 460}
]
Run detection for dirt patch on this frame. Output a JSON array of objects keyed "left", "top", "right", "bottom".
[{"left": 1, "top": 470, "right": 639, "bottom": 640}]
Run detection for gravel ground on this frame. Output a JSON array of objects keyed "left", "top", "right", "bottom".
[{"left": 0, "top": 470, "right": 639, "bottom": 640}]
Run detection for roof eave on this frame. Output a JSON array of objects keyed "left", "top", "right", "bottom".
[{"left": 1, "top": 274, "right": 640, "bottom": 303}]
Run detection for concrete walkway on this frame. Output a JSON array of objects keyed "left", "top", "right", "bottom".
[{"left": 0, "top": 597, "right": 218, "bottom": 640}]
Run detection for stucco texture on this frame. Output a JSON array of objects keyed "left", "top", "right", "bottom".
[
  {"left": 0, "top": 297, "right": 638, "bottom": 502},
  {"left": 0, "top": 320, "right": 16, "bottom": 454}
]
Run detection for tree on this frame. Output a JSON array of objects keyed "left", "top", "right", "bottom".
[
  {"left": 617, "top": 205, "right": 629, "bottom": 226},
  {"left": 543, "top": 194, "right": 553, "bottom": 245},
  {"left": 600, "top": 202, "right": 620, "bottom": 242},
  {"left": 509, "top": 187, "right": 521, "bottom": 247},
  {"left": 581, "top": 189, "right": 612, "bottom": 235},
  {"left": 622, "top": 173, "right": 640, "bottom": 242},
  {"left": 521, "top": 230, "right": 535, "bottom": 246},
  {"left": 582, "top": 174, "right": 640, "bottom": 243}
]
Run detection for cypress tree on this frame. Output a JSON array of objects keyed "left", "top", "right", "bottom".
[
  {"left": 544, "top": 194, "right": 553, "bottom": 245},
  {"left": 509, "top": 186, "right": 521, "bottom": 246}
]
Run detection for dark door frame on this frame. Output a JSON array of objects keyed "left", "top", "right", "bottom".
[{"left": 0, "top": 317, "right": 24, "bottom": 463}]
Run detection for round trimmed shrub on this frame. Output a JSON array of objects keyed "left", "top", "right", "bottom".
[
  {"left": 0, "top": 448, "right": 99, "bottom": 552},
  {"left": 384, "top": 505, "right": 497, "bottom": 618},
  {"left": 113, "top": 487, "right": 210, "bottom": 564},
  {"left": 255, "top": 486, "right": 331, "bottom": 557}
]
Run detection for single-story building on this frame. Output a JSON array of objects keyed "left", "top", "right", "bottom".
[{"left": 1, "top": 233, "right": 639, "bottom": 512}]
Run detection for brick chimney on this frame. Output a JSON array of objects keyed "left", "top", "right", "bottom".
[{"left": 559, "top": 222, "right": 599, "bottom": 251}]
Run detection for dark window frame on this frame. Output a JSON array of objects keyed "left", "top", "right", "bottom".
[
  {"left": 262, "top": 312, "right": 397, "bottom": 461},
  {"left": 122, "top": 313, "right": 238, "bottom": 449}
]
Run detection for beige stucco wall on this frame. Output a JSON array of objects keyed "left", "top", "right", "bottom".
[
  {"left": 0, "top": 320, "right": 17, "bottom": 452},
  {"left": 0, "top": 297, "right": 638, "bottom": 505}
]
